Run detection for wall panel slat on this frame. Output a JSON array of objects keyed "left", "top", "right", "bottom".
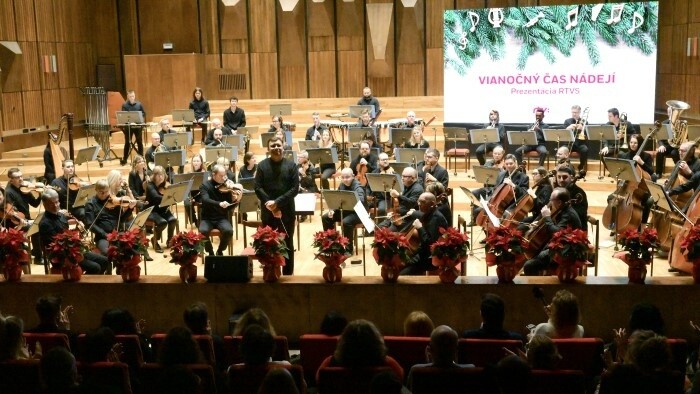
[
  {"left": 249, "top": 0, "right": 277, "bottom": 53},
  {"left": 672, "top": 25, "right": 688, "bottom": 76},
  {"left": 138, "top": 0, "right": 200, "bottom": 54},
  {"left": 277, "top": 0, "right": 308, "bottom": 98},
  {"left": 250, "top": 52, "right": 279, "bottom": 99},
  {"left": 22, "top": 90, "right": 43, "bottom": 126},
  {"left": 59, "top": 88, "right": 83, "bottom": 120},
  {"left": 307, "top": 0, "right": 336, "bottom": 97},
  {"left": 396, "top": 0, "right": 425, "bottom": 96},
  {"left": 41, "top": 89, "right": 61, "bottom": 124},
  {"left": 691, "top": 0, "right": 700, "bottom": 24},
  {"left": 308, "top": 51, "right": 337, "bottom": 98},
  {"left": 426, "top": 47, "right": 444, "bottom": 96},
  {"left": 673, "top": 0, "right": 689, "bottom": 26},
  {"left": 14, "top": 0, "right": 36, "bottom": 41},
  {"left": 336, "top": 0, "right": 365, "bottom": 51},
  {"left": 34, "top": 0, "right": 55, "bottom": 42},
  {"left": 686, "top": 75, "right": 700, "bottom": 115},
  {"left": 426, "top": 0, "right": 453, "bottom": 49},
  {"left": 337, "top": 50, "right": 365, "bottom": 98},
  {"left": 0, "top": 0, "right": 17, "bottom": 41},
  {"left": 19, "top": 41, "right": 41, "bottom": 91},
  {"left": 2, "top": 92, "right": 25, "bottom": 130},
  {"left": 455, "top": 0, "right": 483, "bottom": 9}
]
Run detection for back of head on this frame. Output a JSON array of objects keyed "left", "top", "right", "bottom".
[
  {"left": 100, "top": 308, "right": 136, "bottom": 335},
  {"left": 403, "top": 311, "right": 434, "bottom": 337},
  {"left": 481, "top": 293, "right": 506, "bottom": 330},
  {"left": 241, "top": 324, "right": 275, "bottom": 366},
  {"left": 233, "top": 308, "right": 276, "bottom": 336},
  {"left": 41, "top": 347, "right": 78, "bottom": 391},
  {"left": 526, "top": 335, "right": 560, "bottom": 370},
  {"left": 335, "top": 319, "right": 386, "bottom": 367},
  {"left": 0, "top": 315, "right": 25, "bottom": 361},
  {"left": 159, "top": 326, "right": 203, "bottom": 367},
  {"left": 369, "top": 371, "right": 403, "bottom": 394},
  {"left": 429, "top": 325, "right": 459, "bottom": 367},
  {"left": 183, "top": 302, "right": 209, "bottom": 335},
  {"left": 626, "top": 330, "right": 671, "bottom": 373},
  {"left": 156, "top": 365, "right": 202, "bottom": 394},
  {"left": 628, "top": 303, "right": 664, "bottom": 335},
  {"left": 35, "top": 295, "right": 62, "bottom": 325},
  {"left": 258, "top": 367, "right": 300, "bottom": 394},
  {"left": 496, "top": 355, "right": 532, "bottom": 394},
  {"left": 320, "top": 311, "right": 348, "bottom": 336},
  {"left": 551, "top": 290, "right": 580, "bottom": 332},
  {"left": 84, "top": 327, "right": 116, "bottom": 363}
]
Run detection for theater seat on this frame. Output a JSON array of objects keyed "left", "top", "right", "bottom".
[
  {"left": 151, "top": 334, "right": 216, "bottom": 367},
  {"left": 299, "top": 334, "right": 339, "bottom": 386},
  {"left": 227, "top": 364, "right": 306, "bottom": 394},
  {"left": 317, "top": 366, "right": 393, "bottom": 394},
  {"left": 0, "top": 359, "right": 41, "bottom": 394},
  {"left": 223, "top": 335, "right": 290, "bottom": 366},
  {"left": 23, "top": 332, "right": 70, "bottom": 354},
  {"left": 531, "top": 369, "right": 585, "bottom": 394},
  {"left": 409, "top": 366, "right": 488, "bottom": 394},
  {"left": 78, "top": 361, "right": 133, "bottom": 394},
  {"left": 383, "top": 336, "right": 430, "bottom": 375},
  {"left": 139, "top": 363, "right": 216, "bottom": 394},
  {"left": 551, "top": 338, "right": 604, "bottom": 378},
  {"left": 457, "top": 339, "right": 524, "bottom": 367}
]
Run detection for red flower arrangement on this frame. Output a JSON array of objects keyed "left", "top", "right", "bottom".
[
  {"left": 680, "top": 224, "right": 700, "bottom": 260},
  {"left": 312, "top": 229, "right": 350, "bottom": 266},
  {"left": 485, "top": 226, "right": 528, "bottom": 266},
  {"left": 106, "top": 228, "right": 148, "bottom": 270},
  {"left": 430, "top": 227, "right": 470, "bottom": 264},
  {"left": 46, "top": 230, "right": 87, "bottom": 268},
  {"left": 371, "top": 227, "right": 412, "bottom": 267},
  {"left": 617, "top": 227, "right": 658, "bottom": 262},
  {"left": 0, "top": 227, "right": 30, "bottom": 271},
  {"left": 252, "top": 226, "right": 289, "bottom": 267},
  {"left": 548, "top": 226, "right": 590, "bottom": 264},
  {"left": 170, "top": 230, "right": 208, "bottom": 265}
]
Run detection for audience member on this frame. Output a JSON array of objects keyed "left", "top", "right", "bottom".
[
  {"left": 40, "top": 347, "right": 80, "bottom": 394},
  {"left": 239, "top": 324, "right": 290, "bottom": 366},
  {"left": 403, "top": 311, "right": 434, "bottom": 337},
  {"left": 526, "top": 335, "right": 560, "bottom": 370},
  {"left": 532, "top": 290, "right": 584, "bottom": 339},
  {"left": 155, "top": 365, "right": 202, "bottom": 394},
  {"left": 628, "top": 302, "right": 665, "bottom": 335},
  {"left": 370, "top": 371, "right": 407, "bottom": 394},
  {"left": 26, "top": 295, "right": 77, "bottom": 351},
  {"left": 407, "top": 325, "right": 474, "bottom": 390},
  {"left": 320, "top": 311, "right": 348, "bottom": 336},
  {"left": 496, "top": 354, "right": 533, "bottom": 394},
  {"left": 462, "top": 293, "right": 524, "bottom": 341},
  {"left": 83, "top": 327, "right": 117, "bottom": 363},
  {"left": 100, "top": 308, "right": 152, "bottom": 362},
  {"left": 183, "top": 302, "right": 225, "bottom": 371},
  {"left": 0, "top": 314, "right": 33, "bottom": 361},
  {"left": 258, "top": 367, "right": 300, "bottom": 394},
  {"left": 158, "top": 327, "right": 205, "bottom": 367},
  {"left": 232, "top": 308, "right": 277, "bottom": 336}
]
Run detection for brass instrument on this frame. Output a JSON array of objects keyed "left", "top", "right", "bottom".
[
  {"left": 567, "top": 107, "right": 590, "bottom": 152},
  {"left": 667, "top": 100, "right": 691, "bottom": 148},
  {"left": 618, "top": 112, "right": 629, "bottom": 152}
]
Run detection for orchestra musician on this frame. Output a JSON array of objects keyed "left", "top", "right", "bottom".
[
  {"left": 378, "top": 167, "right": 424, "bottom": 230},
  {"left": 517, "top": 167, "right": 553, "bottom": 225},
  {"left": 615, "top": 134, "right": 654, "bottom": 226},
  {"left": 214, "top": 157, "right": 236, "bottom": 183},
  {"left": 417, "top": 148, "right": 449, "bottom": 189},
  {"left": 120, "top": 90, "right": 146, "bottom": 166},
  {"left": 254, "top": 137, "right": 299, "bottom": 275},
  {"left": 199, "top": 164, "right": 240, "bottom": 256},
  {"left": 184, "top": 153, "right": 206, "bottom": 227},
  {"left": 425, "top": 182, "right": 452, "bottom": 228},
  {"left": 42, "top": 141, "right": 56, "bottom": 184},
  {"left": 403, "top": 127, "right": 430, "bottom": 149},
  {"left": 39, "top": 189, "right": 109, "bottom": 274},
  {"left": 223, "top": 97, "right": 247, "bottom": 153},
  {"left": 50, "top": 159, "right": 91, "bottom": 222},
  {"left": 514, "top": 108, "right": 549, "bottom": 167},
  {"left": 666, "top": 142, "right": 700, "bottom": 199},
  {"left": 5, "top": 168, "right": 42, "bottom": 263},
  {"left": 305, "top": 112, "right": 326, "bottom": 141},
  {"left": 127, "top": 156, "right": 148, "bottom": 206},
  {"left": 600, "top": 108, "right": 635, "bottom": 157},
  {"left": 204, "top": 118, "right": 229, "bottom": 146},
  {"left": 370, "top": 153, "right": 395, "bottom": 217},
  {"left": 350, "top": 141, "right": 378, "bottom": 177},
  {"left": 84, "top": 179, "right": 137, "bottom": 257},
  {"left": 188, "top": 87, "right": 210, "bottom": 143},
  {"left": 357, "top": 86, "right": 380, "bottom": 118},
  {"left": 0, "top": 186, "right": 9, "bottom": 231},
  {"left": 400, "top": 192, "right": 449, "bottom": 276},
  {"left": 274, "top": 128, "right": 292, "bottom": 151},
  {"left": 476, "top": 110, "right": 507, "bottom": 165},
  {"left": 554, "top": 146, "right": 575, "bottom": 172},
  {"left": 403, "top": 111, "right": 419, "bottom": 129},
  {"left": 356, "top": 110, "right": 378, "bottom": 147},
  {"left": 297, "top": 150, "right": 319, "bottom": 194},
  {"left": 484, "top": 145, "right": 506, "bottom": 170},
  {"left": 521, "top": 187, "right": 583, "bottom": 276},
  {"left": 144, "top": 166, "right": 178, "bottom": 253},
  {"left": 656, "top": 106, "right": 681, "bottom": 176},
  {"left": 553, "top": 166, "right": 588, "bottom": 230},
  {"left": 321, "top": 168, "right": 365, "bottom": 255},
  {"left": 207, "top": 128, "right": 226, "bottom": 147},
  {"left": 145, "top": 132, "right": 169, "bottom": 171},
  {"left": 470, "top": 154, "right": 528, "bottom": 226},
  {"left": 318, "top": 129, "right": 337, "bottom": 190},
  {"left": 238, "top": 152, "right": 257, "bottom": 180},
  {"left": 157, "top": 118, "right": 175, "bottom": 142},
  {"left": 563, "top": 105, "right": 589, "bottom": 172}
]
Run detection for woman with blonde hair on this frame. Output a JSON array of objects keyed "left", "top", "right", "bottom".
[
  {"left": 145, "top": 166, "right": 178, "bottom": 252},
  {"left": 533, "top": 290, "right": 584, "bottom": 339},
  {"left": 0, "top": 315, "right": 33, "bottom": 361},
  {"left": 232, "top": 308, "right": 277, "bottom": 337},
  {"left": 128, "top": 155, "right": 148, "bottom": 202},
  {"left": 403, "top": 311, "right": 434, "bottom": 337},
  {"left": 403, "top": 126, "right": 429, "bottom": 149}
]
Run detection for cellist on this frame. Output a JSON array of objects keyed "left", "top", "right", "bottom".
[
  {"left": 470, "top": 154, "right": 528, "bottom": 226},
  {"left": 350, "top": 141, "right": 378, "bottom": 186},
  {"left": 517, "top": 167, "right": 553, "bottom": 226},
  {"left": 321, "top": 168, "right": 365, "bottom": 256},
  {"left": 521, "top": 187, "right": 582, "bottom": 276},
  {"left": 400, "top": 192, "right": 449, "bottom": 276},
  {"left": 467, "top": 146, "right": 505, "bottom": 225}
]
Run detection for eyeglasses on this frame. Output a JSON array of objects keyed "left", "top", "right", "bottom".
[{"left": 402, "top": 175, "right": 414, "bottom": 179}]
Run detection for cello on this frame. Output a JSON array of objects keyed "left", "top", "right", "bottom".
[
  {"left": 668, "top": 191, "right": 700, "bottom": 273},
  {"left": 503, "top": 170, "right": 555, "bottom": 229},
  {"left": 523, "top": 193, "right": 582, "bottom": 259},
  {"left": 475, "top": 167, "right": 521, "bottom": 228}
]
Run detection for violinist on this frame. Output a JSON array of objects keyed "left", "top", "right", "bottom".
[
  {"left": 84, "top": 179, "right": 137, "bottom": 257},
  {"left": 350, "top": 141, "right": 378, "bottom": 179},
  {"left": 518, "top": 167, "right": 553, "bottom": 226},
  {"left": 5, "top": 168, "right": 42, "bottom": 262},
  {"left": 403, "top": 127, "right": 430, "bottom": 149},
  {"left": 553, "top": 166, "right": 588, "bottom": 231},
  {"left": 145, "top": 166, "right": 178, "bottom": 253},
  {"left": 417, "top": 148, "right": 449, "bottom": 189},
  {"left": 600, "top": 108, "right": 636, "bottom": 157},
  {"left": 305, "top": 112, "right": 326, "bottom": 141},
  {"left": 476, "top": 109, "right": 507, "bottom": 165},
  {"left": 50, "top": 160, "right": 90, "bottom": 222},
  {"left": 522, "top": 187, "right": 582, "bottom": 276},
  {"left": 127, "top": 156, "right": 148, "bottom": 205},
  {"left": 297, "top": 151, "right": 319, "bottom": 193},
  {"left": 514, "top": 108, "right": 549, "bottom": 167},
  {"left": 39, "top": 189, "right": 108, "bottom": 274},
  {"left": 321, "top": 168, "right": 365, "bottom": 255},
  {"left": 563, "top": 105, "right": 589, "bottom": 171},
  {"left": 199, "top": 164, "right": 239, "bottom": 256},
  {"left": 484, "top": 145, "right": 505, "bottom": 170},
  {"left": 215, "top": 157, "right": 236, "bottom": 182},
  {"left": 378, "top": 167, "right": 424, "bottom": 231},
  {"left": 554, "top": 146, "right": 575, "bottom": 173},
  {"left": 107, "top": 170, "right": 135, "bottom": 202},
  {"left": 238, "top": 152, "right": 257, "bottom": 180},
  {"left": 356, "top": 110, "right": 378, "bottom": 147},
  {"left": 400, "top": 192, "right": 449, "bottom": 276},
  {"left": 318, "top": 129, "right": 337, "bottom": 190},
  {"left": 371, "top": 153, "right": 395, "bottom": 217},
  {"left": 470, "top": 154, "right": 528, "bottom": 226},
  {"left": 184, "top": 153, "right": 206, "bottom": 227}
]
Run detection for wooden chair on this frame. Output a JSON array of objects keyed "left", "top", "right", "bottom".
[
  {"left": 444, "top": 147, "right": 471, "bottom": 176},
  {"left": 525, "top": 150, "right": 550, "bottom": 170}
]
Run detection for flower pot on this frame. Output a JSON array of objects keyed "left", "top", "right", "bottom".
[
  {"left": 62, "top": 265, "right": 82, "bottom": 282},
  {"left": 496, "top": 265, "right": 518, "bottom": 284},
  {"left": 179, "top": 264, "right": 198, "bottom": 283},
  {"left": 627, "top": 264, "right": 647, "bottom": 284},
  {"left": 323, "top": 265, "right": 343, "bottom": 283},
  {"left": 3, "top": 264, "right": 23, "bottom": 282},
  {"left": 381, "top": 264, "right": 401, "bottom": 283},
  {"left": 121, "top": 265, "right": 141, "bottom": 283},
  {"left": 262, "top": 264, "right": 282, "bottom": 283},
  {"left": 438, "top": 267, "right": 459, "bottom": 283},
  {"left": 556, "top": 263, "right": 579, "bottom": 283}
]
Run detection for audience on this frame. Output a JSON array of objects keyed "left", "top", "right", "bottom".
[
  {"left": 496, "top": 355, "right": 533, "bottom": 394},
  {"left": 462, "top": 293, "right": 524, "bottom": 341},
  {"left": 369, "top": 371, "right": 408, "bottom": 394},
  {"left": 40, "top": 347, "right": 80, "bottom": 394},
  {"left": 526, "top": 335, "right": 560, "bottom": 370},
  {"left": 26, "top": 295, "right": 77, "bottom": 351},
  {"left": 0, "top": 314, "right": 33, "bottom": 361},
  {"left": 532, "top": 289, "right": 584, "bottom": 339},
  {"left": 403, "top": 311, "right": 434, "bottom": 337},
  {"left": 258, "top": 368, "right": 300, "bottom": 394},
  {"left": 239, "top": 324, "right": 290, "bottom": 367},
  {"left": 183, "top": 302, "right": 225, "bottom": 371},
  {"left": 628, "top": 302, "right": 664, "bottom": 335},
  {"left": 407, "top": 325, "right": 474, "bottom": 390},
  {"left": 158, "top": 326, "right": 205, "bottom": 367},
  {"left": 100, "top": 308, "right": 152, "bottom": 361},
  {"left": 155, "top": 365, "right": 202, "bottom": 394},
  {"left": 83, "top": 327, "right": 117, "bottom": 363},
  {"left": 320, "top": 310, "right": 348, "bottom": 336},
  {"left": 232, "top": 308, "right": 277, "bottom": 337}
]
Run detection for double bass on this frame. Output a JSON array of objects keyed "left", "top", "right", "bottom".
[{"left": 668, "top": 191, "right": 700, "bottom": 273}]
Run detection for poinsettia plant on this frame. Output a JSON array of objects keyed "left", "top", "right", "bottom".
[
  {"left": 681, "top": 224, "right": 700, "bottom": 260},
  {"left": 252, "top": 226, "right": 290, "bottom": 259},
  {"left": 371, "top": 227, "right": 412, "bottom": 265},
  {"left": 106, "top": 228, "right": 148, "bottom": 268},
  {"left": 312, "top": 229, "right": 350, "bottom": 258},
  {"left": 46, "top": 230, "right": 87, "bottom": 268},
  {"left": 485, "top": 226, "right": 528, "bottom": 266},
  {"left": 548, "top": 226, "right": 590, "bottom": 263},
  {"left": 170, "top": 230, "right": 208, "bottom": 264},
  {"left": 0, "top": 228, "right": 30, "bottom": 269},
  {"left": 430, "top": 227, "right": 470, "bottom": 261},
  {"left": 618, "top": 227, "right": 658, "bottom": 262}
]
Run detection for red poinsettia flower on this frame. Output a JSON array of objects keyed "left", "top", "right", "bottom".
[
  {"left": 484, "top": 226, "right": 528, "bottom": 265},
  {"left": 681, "top": 224, "right": 700, "bottom": 260},
  {"left": 0, "top": 228, "right": 30, "bottom": 269},
  {"left": 312, "top": 229, "right": 350, "bottom": 259},
  {"left": 46, "top": 230, "right": 87, "bottom": 268},
  {"left": 371, "top": 227, "right": 412, "bottom": 264},
  {"left": 548, "top": 226, "right": 590, "bottom": 263},
  {"left": 169, "top": 230, "right": 208, "bottom": 264},
  {"left": 252, "top": 226, "right": 290, "bottom": 260},
  {"left": 107, "top": 229, "right": 148, "bottom": 269},
  {"left": 618, "top": 227, "right": 658, "bottom": 261},
  {"left": 430, "top": 227, "right": 470, "bottom": 261}
]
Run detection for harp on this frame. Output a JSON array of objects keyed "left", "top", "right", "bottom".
[{"left": 49, "top": 113, "right": 74, "bottom": 178}]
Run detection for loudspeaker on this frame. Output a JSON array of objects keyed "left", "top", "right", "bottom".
[
  {"left": 204, "top": 255, "right": 252, "bottom": 283},
  {"left": 0, "top": 41, "right": 22, "bottom": 92}
]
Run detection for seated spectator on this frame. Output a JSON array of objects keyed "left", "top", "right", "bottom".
[
  {"left": 316, "top": 319, "right": 404, "bottom": 382},
  {"left": 0, "top": 314, "right": 33, "bottom": 360},
  {"left": 40, "top": 347, "right": 80, "bottom": 394},
  {"left": 628, "top": 302, "right": 664, "bottom": 335},
  {"left": 403, "top": 311, "right": 434, "bottom": 337},
  {"left": 26, "top": 295, "right": 77, "bottom": 351},
  {"left": 158, "top": 327, "right": 205, "bottom": 367},
  {"left": 320, "top": 310, "right": 348, "bottom": 336},
  {"left": 258, "top": 368, "right": 300, "bottom": 394},
  {"left": 496, "top": 354, "right": 533, "bottom": 394},
  {"left": 100, "top": 308, "right": 153, "bottom": 361},
  {"left": 183, "top": 302, "right": 225, "bottom": 371},
  {"left": 232, "top": 308, "right": 277, "bottom": 336},
  {"left": 526, "top": 335, "right": 560, "bottom": 370},
  {"left": 532, "top": 290, "right": 584, "bottom": 339},
  {"left": 408, "top": 325, "right": 474, "bottom": 390},
  {"left": 155, "top": 365, "right": 202, "bottom": 394},
  {"left": 83, "top": 327, "right": 118, "bottom": 363},
  {"left": 462, "top": 293, "right": 524, "bottom": 341},
  {"left": 238, "top": 324, "right": 290, "bottom": 367},
  {"left": 370, "top": 371, "right": 407, "bottom": 394}
]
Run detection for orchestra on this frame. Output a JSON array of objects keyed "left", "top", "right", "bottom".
[
  {"left": 188, "top": 87, "right": 210, "bottom": 143},
  {"left": 514, "top": 108, "right": 549, "bottom": 167},
  {"left": 475, "top": 110, "right": 507, "bottom": 165},
  {"left": 321, "top": 168, "right": 366, "bottom": 255}
]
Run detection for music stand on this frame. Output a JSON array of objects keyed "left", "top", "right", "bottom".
[
  {"left": 205, "top": 147, "right": 236, "bottom": 163},
  {"left": 459, "top": 186, "right": 483, "bottom": 208},
  {"left": 348, "top": 127, "right": 374, "bottom": 144},
  {"left": 639, "top": 123, "right": 671, "bottom": 140},
  {"left": 298, "top": 141, "right": 318, "bottom": 151},
  {"left": 129, "top": 206, "right": 154, "bottom": 231},
  {"left": 307, "top": 148, "right": 338, "bottom": 168},
  {"left": 260, "top": 132, "right": 276, "bottom": 148},
  {"left": 294, "top": 192, "right": 316, "bottom": 250},
  {"left": 389, "top": 162, "right": 411, "bottom": 176},
  {"left": 269, "top": 104, "right": 292, "bottom": 116},
  {"left": 155, "top": 149, "right": 186, "bottom": 170},
  {"left": 75, "top": 146, "right": 100, "bottom": 165},
  {"left": 71, "top": 184, "right": 96, "bottom": 209},
  {"left": 543, "top": 129, "right": 574, "bottom": 150},
  {"left": 507, "top": 130, "right": 537, "bottom": 146},
  {"left": 116, "top": 111, "right": 144, "bottom": 125},
  {"left": 587, "top": 125, "right": 617, "bottom": 143},
  {"left": 223, "top": 135, "right": 246, "bottom": 151},
  {"left": 172, "top": 109, "right": 195, "bottom": 125},
  {"left": 172, "top": 172, "right": 207, "bottom": 192},
  {"left": 238, "top": 191, "right": 260, "bottom": 214},
  {"left": 159, "top": 180, "right": 192, "bottom": 207},
  {"left": 469, "top": 128, "right": 500, "bottom": 145},
  {"left": 162, "top": 132, "right": 192, "bottom": 148},
  {"left": 366, "top": 173, "right": 402, "bottom": 194},
  {"left": 395, "top": 148, "right": 427, "bottom": 166},
  {"left": 236, "top": 126, "right": 257, "bottom": 137},
  {"left": 645, "top": 180, "right": 675, "bottom": 214},
  {"left": 349, "top": 105, "right": 374, "bottom": 118},
  {"left": 238, "top": 177, "right": 255, "bottom": 191},
  {"left": 472, "top": 166, "right": 501, "bottom": 186},
  {"left": 283, "top": 150, "right": 297, "bottom": 163},
  {"left": 389, "top": 128, "right": 413, "bottom": 146},
  {"left": 348, "top": 147, "right": 380, "bottom": 164},
  {"left": 687, "top": 125, "right": 700, "bottom": 141},
  {"left": 26, "top": 212, "right": 44, "bottom": 238}
]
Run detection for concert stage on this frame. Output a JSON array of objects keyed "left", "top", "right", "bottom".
[{"left": 1, "top": 275, "right": 697, "bottom": 344}]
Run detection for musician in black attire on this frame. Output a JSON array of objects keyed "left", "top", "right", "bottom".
[
  {"left": 470, "top": 155, "right": 529, "bottom": 225},
  {"left": 666, "top": 143, "right": 700, "bottom": 200},
  {"left": 655, "top": 107, "right": 680, "bottom": 176},
  {"left": 563, "top": 105, "right": 589, "bottom": 171},
  {"left": 615, "top": 134, "right": 654, "bottom": 225},
  {"left": 84, "top": 179, "right": 137, "bottom": 257},
  {"left": 554, "top": 166, "right": 588, "bottom": 231},
  {"left": 357, "top": 86, "right": 380, "bottom": 118},
  {"left": 255, "top": 137, "right": 299, "bottom": 275},
  {"left": 189, "top": 87, "right": 210, "bottom": 143},
  {"left": 297, "top": 151, "right": 319, "bottom": 193},
  {"left": 145, "top": 133, "right": 169, "bottom": 170},
  {"left": 238, "top": 152, "right": 257, "bottom": 180},
  {"left": 514, "top": 108, "right": 549, "bottom": 167},
  {"left": 426, "top": 181, "right": 452, "bottom": 226},
  {"left": 355, "top": 110, "right": 378, "bottom": 147},
  {"left": 145, "top": 166, "right": 178, "bottom": 253},
  {"left": 5, "top": 168, "right": 42, "bottom": 262},
  {"left": 400, "top": 192, "right": 449, "bottom": 275},
  {"left": 43, "top": 142, "right": 56, "bottom": 184},
  {"left": 120, "top": 90, "right": 145, "bottom": 165},
  {"left": 350, "top": 141, "right": 378, "bottom": 177},
  {"left": 515, "top": 167, "right": 553, "bottom": 225},
  {"left": 39, "top": 189, "right": 108, "bottom": 274},
  {"left": 417, "top": 148, "right": 449, "bottom": 189},
  {"left": 321, "top": 168, "right": 365, "bottom": 255},
  {"left": 207, "top": 129, "right": 226, "bottom": 147},
  {"left": 204, "top": 118, "right": 231, "bottom": 146},
  {"left": 305, "top": 112, "right": 326, "bottom": 141},
  {"left": 522, "top": 187, "right": 583, "bottom": 275},
  {"left": 223, "top": 96, "right": 246, "bottom": 133},
  {"left": 378, "top": 167, "right": 424, "bottom": 230},
  {"left": 601, "top": 108, "right": 637, "bottom": 157},
  {"left": 128, "top": 156, "right": 148, "bottom": 207},
  {"left": 199, "top": 164, "right": 239, "bottom": 256},
  {"left": 371, "top": 153, "right": 396, "bottom": 218},
  {"left": 476, "top": 109, "right": 507, "bottom": 165},
  {"left": 50, "top": 160, "right": 90, "bottom": 222}
]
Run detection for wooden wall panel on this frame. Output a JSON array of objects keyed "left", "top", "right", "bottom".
[
  {"left": 397, "top": 64, "right": 424, "bottom": 96},
  {"left": 56, "top": 42, "right": 75, "bottom": 88},
  {"left": 59, "top": 88, "right": 83, "bottom": 120},
  {"left": 37, "top": 42, "right": 59, "bottom": 90},
  {"left": 220, "top": 0, "right": 248, "bottom": 53},
  {"left": 689, "top": 23, "right": 700, "bottom": 77},
  {"left": 277, "top": 0, "right": 308, "bottom": 98},
  {"left": 686, "top": 75, "right": 700, "bottom": 115},
  {"left": 92, "top": 0, "right": 121, "bottom": 58},
  {"left": 308, "top": 51, "right": 336, "bottom": 98},
  {"left": 337, "top": 0, "right": 365, "bottom": 97},
  {"left": 19, "top": 41, "right": 41, "bottom": 91},
  {"left": 657, "top": 26, "right": 673, "bottom": 75},
  {"left": 221, "top": 53, "right": 250, "bottom": 100},
  {"left": 2, "top": 92, "right": 25, "bottom": 130},
  {"left": 426, "top": 47, "right": 444, "bottom": 96},
  {"left": 337, "top": 50, "right": 365, "bottom": 98},
  {"left": 22, "top": 90, "right": 43, "bottom": 126},
  {"left": 366, "top": 0, "right": 395, "bottom": 96},
  {"left": 658, "top": 0, "right": 673, "bottom": 27},
  {"left": 455, "top": 0, "right": 483, "bottom": 9},
  {"left": 426, "top": 0, "right": 452, "bottom": 49},
  {"left": 199, "top": 0, "right": 219, "bottom": 55},
  {"left": 118, "top": 0, "right": 139, "bottom": 56},
  {"left": 0, "top": 0, "right": 17, "bottom": 41},
  {"left": 691, "top": 0, "right": 700, "bottom": 24},
  {"left": 138, "top": 0, "right": 200, "bottom": 54},
  {"left": 396, "top": 0, "right": 425, "bottom": 96},
  {"left": 41, "top": 89, "right": 61, "bottom": 124},
  {"left": 249, "top": 0, "right": 277, "bottom": 53},
  {"left": 673, "top": 0, "right": 689, "bottom": 26},
  {"left": 307, "top": 0, "right": 336, "bottom": 97},
  {"left": 250, "top": 52, "right": 279, "bottom": 99},
  {"left": 34, "top": 0, "right": 56, "bottom": 42},
  {"left": 14, "top": 0, "right": 36, "bottom": 41},
  {"left": 672, "top": 25, "right": 689, "bottom": 76}
]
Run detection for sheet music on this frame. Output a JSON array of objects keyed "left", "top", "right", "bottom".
[{"left": 480, "top": 196, "right": 500, "bottom": 227}]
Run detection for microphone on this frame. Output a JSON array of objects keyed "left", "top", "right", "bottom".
[{"left": 532, "top": 287, "right": 547, "bottom": 307}]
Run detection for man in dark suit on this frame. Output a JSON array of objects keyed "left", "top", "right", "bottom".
[{"left": 417, "top": 148, "right": 449, "bottom": 188}]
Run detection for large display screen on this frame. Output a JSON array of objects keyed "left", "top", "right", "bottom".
[{"left": 444, "top": 2, "right": 659, "bottom": 125}]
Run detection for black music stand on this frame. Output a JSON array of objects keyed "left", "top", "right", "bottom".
[
  {"left": 75, "top": 146, "right": 101, "bottom": 181},
  {"left": 162, "top": 132, "right": 192, "bottom": 149},
  {"left": 159, "top": 180, "right": 192, "bottom": 208},
  {"left": 688, "top": 125, "right": 700, "bottom": 141},
  {"left": 395, "top": 148, "right": 427, "bottom": 168},
  {"left": 238, "top": 191, "right": 261, "bottom": 247},
  {"left": 223, "top": 134, "right": 246, "bottom": 151},
  {"left": 71, "top": 184, "right": 96, "bottom": 209},
  {"left": 507, "top": 130, "right": 537, "bottom": 146},
  {"left": 205, "top": 146, "right": 237, "bottom": 163},
  {"left": 544, "top": 129, "right": 573, "bottom": 151},
  {"left": 603, "top": 157, "right": 640, "bottom": 250},
  {"left": 172, "top": 109, "right": 195, "bottom": 129},
  {"left": 116, "top": 111, "right": 144, "bottom": 162},
  {"left": 283, "top": 150, "right": 297, "bottom": 163},
  {"left": 155, "top": 149, "right": 186, "bottom": 179},
  {"left": 270, "top": 104, "right": 292, "bottom": 116},
  {"left": 472, "top": 166, "right": 501, "bottom": 187},
  {"left": 294, "top": 192, "right": 316, "bottom": 250},
  {"left": 26, "top": 212, "right": 44, "bottom": 238},
  {"left": 129, "top": 206, "right": 154, "bottom": 231},
  {"left": 389, "top": 128, "right": 413, "bottom": 147},
  {"left": 298, "top": 141, "right": 318, "bottom": 151},
  {"left": 348, "top": 127, "right": 374, "bottom": 145},
  {"left": 323, "top": 189, "right": 365, "bottom": 269},
  {"left": 366, "top": 173, "right": 402, "bottom": 215},
  {"left": 469, "top": 128, "right": 500, "bottom": 145},
  {"left": 236, "top": 126, "right": 257, "bottom": 149},
  {"left": 238, "top": 177, "right": 254, "bottom": 191},
  {"left": 639, "top": 123, "right": 671, "bottom": 140},
  {"left": 588, "top": 125, "right": 617, "bottom": 179},
  {"left": 444, "top": 127, "right": 469, "bottom": 176},
  {"left": 389, "top": 162, "right": 411, "bottom": 176},
  {"left": 307, "top": 147, "right": 338, "bottom": 169},
  {"left": 172, "top": 172, "right": 208, "bottom": 190}
]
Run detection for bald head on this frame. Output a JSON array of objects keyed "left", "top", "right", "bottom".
[{"left": 429, "top": 325, "right": 459, "bottom": 366}]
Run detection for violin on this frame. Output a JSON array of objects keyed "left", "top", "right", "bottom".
[
  {"left": 68, "top": 176, "right": 88, "bottom": 191},
  {"left": 217, "top": 181, "right": 243, "bottom": 204},
  {"left": 20, "top": 182, "right": 57, "bottom": 198},
  {"left": 356, "top": 162, "right": 368, "bottom": 187},
  {"left": 2, "top": 203, "right": 27, "bottom": 227},
  {"left": 104, "top": 194, "right": 137, "bottom": 210},
  {"left": 157, "top": 182, "right": 171, "bottom": 195}
]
